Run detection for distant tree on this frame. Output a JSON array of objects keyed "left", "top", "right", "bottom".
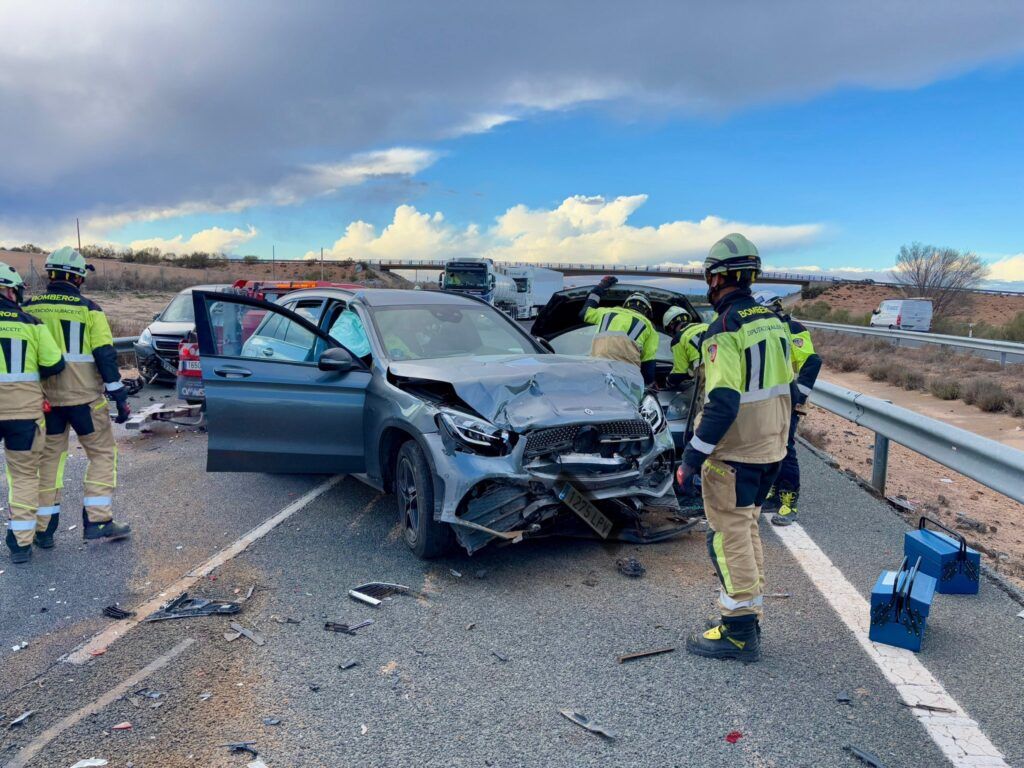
[
  {"left": 242, "top": 254, "right": 260, "bottom": 265},
  {"left": 893, "top": 242, "right": 988, "bottom": 317}
]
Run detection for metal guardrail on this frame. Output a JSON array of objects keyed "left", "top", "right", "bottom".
[
  {"left": 114, "top": 336, "right": 139, "bottom": 353},
  {"left": 809, "top": 380, "right": 1024, "bottom": 504},
  {"left": 802, "top": 320, "right": 1024, "bottom": 366}
]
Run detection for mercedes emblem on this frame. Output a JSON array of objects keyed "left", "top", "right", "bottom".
[{"left": 584, "top": 408, "right": 594, "bottom": 415}]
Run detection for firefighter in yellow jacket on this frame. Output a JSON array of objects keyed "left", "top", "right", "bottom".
[
  {"left": 24, "top": 247, "right": 132, "bottom": 542},
  {"left": 580, "top": 276, "right": 659, "bottom": 385},
  {"left": 675, "top": 234, "right": 794, "bottom": 662},
  {"left": 1, "top": 262, "right": 66, "bottom": 564},
  {"left": 662, "top": 306, "right": 708, "bottom": 389}
]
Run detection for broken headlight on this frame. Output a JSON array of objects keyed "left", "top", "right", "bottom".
[
  {"left": 639, "top": 394, "right": 667, "bottom": 433},
  {"left": 436, "top": 408, "right": 512, "bottom": 456}
]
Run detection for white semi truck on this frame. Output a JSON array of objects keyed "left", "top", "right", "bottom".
[
  {"left": 504, "top": 266, "right": 565, "bottom": 319},
  {"left": 439, "top": 258, "right": 518, "bottom": 316}
]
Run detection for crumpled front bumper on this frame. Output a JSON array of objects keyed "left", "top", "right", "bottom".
[{"left": 424, "top": 426, "right": 681, "bottom": 554}]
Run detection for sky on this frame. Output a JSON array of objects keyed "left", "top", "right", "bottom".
[{"left": 2, "top": 2, "right": 1024, "bottom": 287}]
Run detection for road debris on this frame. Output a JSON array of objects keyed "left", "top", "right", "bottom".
[
  {"left": 466, "top": 622, "right": 476, "bottom": 630},
  {"left": 263, "top": 717, "right": 281, "bottom": 726},
  {"left": 324, "top": 619, "right": 374, "bottom": 635},
  {"left": 764, "top": 592, "right": 791, "bottom": 599},
  {"left": 450, "top": 568, "right": 463, "bottom": 578},
  {"left": 615, "top": 557, "right": 646, "bottom": 578},
  {"left": 248, "top": 760, "right": 269, "bottom": 768},
  {"left": 360, "top": 724, "right": 368, "bottom": 735},
  {"left": 616, "top": 646, "right": 675, "bottom": 663},
  {"left": 559, "top": 709, "right": 617, "bottom": 740},
  {"left": 899, "top": 701, "right": 956, "bottom": 714},
  {"left": 111, "top": 722, "right": 133, "bottom": 731},
  {"left": 90, "top": 648, "right": 107, "bottom": 657},
  {"left": 198, "top": 692, "right": 213, "bottom": 701},
  {"left": 339, "top": 659, "right": 359, "bottom": 670},
  {"left": 273, "top": 616, "right": 301, "bottom": 624},
  {"left": 229, "top": 622, "right": 265, "bottom": 646},
  {"left": 8, "top": 711, "right": 34, "bottom": 728},
  {"left": 845, "top": 745, "right": 888, "bottom": 767},
  {"left": 725, "top": 731, "right": 743, "bottom": 744},
  {"left": 11, "top": 640, "right": 28, "bottom": 652},
  {"left": 69, "top": 761, "right": 108, "bottom": 768},
  {"left": 1017, "top": 609, "right": 1024, "bottom": 620},
  {"left": 224, "top": 630, "right": 242, "bottom": 642},
  {"left": 348, "top": 582, "right": 411, "bottom": 607},
  {"left": 102, "top": 605, "right": 134, "bottom": 620},
  {"left": 145, "top": 593, "right": 241, "bottom": 622},
  {"left": 243, "top": 584, "right": 256, "bottom": 601},
  {"left": 836, "top": 692, "right": 853, "bottom": 705},
  {"left": 491, "top": 650, "right": 508, "bottom": 663},
  {"left": 220, "top": 742, "right": 259, "bottom": 758}
]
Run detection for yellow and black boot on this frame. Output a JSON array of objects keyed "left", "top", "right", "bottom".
[
  {"left": 770, "top": 489, "right": 799, "bottom": 527},
  {"left": 687, "top": 615, "right": 760, "bottom": 662},
  {"left": 82, "top": 509, "right": 132, "bottom": 541},
  {"left": 761, "top": 486, "right": 781, "bottom": 515}
]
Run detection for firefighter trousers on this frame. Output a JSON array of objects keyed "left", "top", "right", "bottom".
[
  {"left": 2, "top": 419, "right": 43, "bottom": 550},
  {"left": 39, "top": 400, "right": 117, "bottom": 526},
  {"left": 774, "top": 407, "right": 802, "bottom": 492},
  {"left": 701, "top": 458, "right": 780, "bottom": 619}
]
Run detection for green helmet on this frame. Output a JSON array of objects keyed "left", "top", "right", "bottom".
[
  {"left": 662, "top": 305, "right": 689, "bottom": 330},
  {"left": 0, "top": 261, "right": 25, "bottom": 303},
  {"left": 623, "top": 292, "right": 653, "bottom": 317},
  {"left": 703, "top": 233, "right": 761, "bottom": 277},
  {"left": 45, "top": 246, "right": 94, "bottom": 278}
]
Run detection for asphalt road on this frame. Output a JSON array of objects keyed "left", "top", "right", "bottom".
[{"left": 1, "top": 396, "right": 1023, "bottom": 767}]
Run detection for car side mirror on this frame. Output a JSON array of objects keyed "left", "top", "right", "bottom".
[
  {"left": 318, "top": 347, "right": 355, "bottom": 372},
  {"left": 153, "top": 312, "right": 160, "bottom": 320},
  {"left": 534, "top": 337, "right": 555, "bottom": 353},
  {"left": 871, "top": 308, "right": 880, "bottom": 314}
]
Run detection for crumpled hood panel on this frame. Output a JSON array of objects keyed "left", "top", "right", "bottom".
[{"left": 389, "top": 354, "right": 644, "bottom": 430}]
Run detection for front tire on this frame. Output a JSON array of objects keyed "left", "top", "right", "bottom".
[{"left": 395, "top": 440, "right": 452, "bottom": 559}]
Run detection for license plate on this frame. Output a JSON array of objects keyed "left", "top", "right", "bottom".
[
  {"left": 181, "top": 360, "right": 201, "bottom": 371},
  {"left": 159, "top": 357, "right": 178, "bottom": 375},
  {"left": 557, "top": 483, "right": 613, "bottom": 539}
]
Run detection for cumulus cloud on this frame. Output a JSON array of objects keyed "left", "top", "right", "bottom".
[
  {"left": 310, "top": 195, "right": 822, "bottom": 266},
  {"left": 988, "top": 253, "right": 1024, "bottom": 282},
  {"left": 129, "top": 225, "right": 259, "bottom": 255},
  {"left": 2, "top": 2, "right": 1024, "bottom": 230}
]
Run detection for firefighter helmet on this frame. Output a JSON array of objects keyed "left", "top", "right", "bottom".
[
  {"left": 703, "top": 233, "right": 761, "bottom": 278},
  {"left": 45, "top": 246, "right": 94, "bottom": 278},
  {"left": 624, "top": 292, "right": 653, "bottom": 318}
]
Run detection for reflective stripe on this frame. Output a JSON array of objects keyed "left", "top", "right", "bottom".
[
  {"left": 65, "top": 353, "right": 95, "bottom": 363},
  {"left": 747, "top": 341, "right": 762, "bottom": 392},
  {"left": 37, "top": 505, "right": 60, "bottom": 516},
  {"left": 739, "top": 382, "right": 791, "bottom": 403},
  {"left": 797, "top": 383, "right": 812, "bottom": 396},
  {"left": 0, "top": 372, "right": 40, "bottom": 382},
  {"left": 627, "top": 319, "right": 645, "bottom": 341},
  {"left": 719, "top": 591, "right": 764, "bottom": 610},
  {"left": 689, "top": 434, "right": 717, "bottom": 454},
  {"left": 8, "top": 519, "right": 37, "bottom": 531},
  {"left": 11, "top": 338, "right": 23, "bottom": 374},
  {"left": 586, "top": 293, "right": 600, "bottom": 305},
  {"left": 83, "top": 495, "right": 112, "bottom": 507},
  {"left": 104, "top": 381, "right": 125, "bottom": 392},
  {"left": 598, "top": 313, "right": 613, "bottom": 333},
  {"left": 712, "top": 532, "right": 733, "bottom": 593},
  {"left": 69, "top": 321, "right": 82, "bottom": 355}
]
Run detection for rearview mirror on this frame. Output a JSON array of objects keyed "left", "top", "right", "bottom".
[{"left": 318, "top": 347, "right": 355, "bottom": 373}]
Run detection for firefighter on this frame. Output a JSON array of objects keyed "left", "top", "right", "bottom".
[
  {"left": 1, "top": 262, "right": 66, "bottom": 563},
  {"left": 662, "top": 306, "right": 708, "bottom": 389},
  {"left": 753, "top": 293, "right": 822, "bottom": 526},
  {"left": 580, "top": 276, "right": 659, "bottom": 385},
  {"left": 676, "top": 234, "right": 794, "bottom": 662},
  {"left": 24, "top": 247, "right": 132, "bottom": 542}
]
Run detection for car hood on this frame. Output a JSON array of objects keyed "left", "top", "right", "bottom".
[
  {"left": 531, "top": 283, "right": 700, "bottom": 339},
  {"left": 388, "top": 354, "right": 645, "bottom": 431},
  {"left": 145, "top": 320, "right": 194, "bottom": 337}
]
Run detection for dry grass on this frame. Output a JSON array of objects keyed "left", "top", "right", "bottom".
[
  {"left": 961, "top": 378, "right": 1011, "bottom": 413},
  {"left": 928, "top": 378, "right": 961, "bottom": 400},
  {"left": 797, "top": 422, "right": 830, "bottom": 450}
]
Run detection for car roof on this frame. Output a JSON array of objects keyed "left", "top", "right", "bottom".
[
  {"left": 280, "top": 287, "right": 483, "bottom": 308},
  {"left": 179, "top": 284, "right": 230, "bottom": 293}
]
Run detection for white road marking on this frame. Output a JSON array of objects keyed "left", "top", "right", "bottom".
[
  {"left": 65, "top": 476, "right": 342, "bottom": 664},
  {"left": 7, "top": 639, "right": 195, "bottom": 768},
  {"left": 772, "top": 522, "right": 1009, "bottom": 767}
]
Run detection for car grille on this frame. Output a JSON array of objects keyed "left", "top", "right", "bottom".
[
  {"left": 524, "top": 419, "right": 651, "bottom": 457},
  {"left": 152, "top": 335, "right": 183, "bottom": 352}
]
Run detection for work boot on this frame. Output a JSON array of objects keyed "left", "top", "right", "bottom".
[
  {"left": 771, "top": 489, "right": 799, "bottom": 527},
  {"left": 6, "top": 530, "right": 32, "bottom": 564},
  {"left": 34, "top": 514, "right": 59, "bottom": 549},
  {"left": 82, "top": 511, "right": 132, "bottom": 542},
  {"left": 687, "top": 617, "right": 760, "bottom": 662},
  {"left": 761, "top": 486, "right": 781, "bottom": 515},
  {"left": 706, "top": 616, "right": 761, "bottom": 637}
]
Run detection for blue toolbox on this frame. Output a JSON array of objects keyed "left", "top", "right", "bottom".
[
  {"left": 869, "top": 556, "right": 937, "bottom": 652},
  {"left": 904, "top": 516, "right": 981, "bottom": 595}
]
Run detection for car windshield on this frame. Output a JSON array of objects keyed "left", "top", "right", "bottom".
[
  {"left": 160, "top": 292, "right": 195, "bottom": 322},
  {"left": 548, "top": 325, "right": 673, "bottom": 362},
  {"left": 443, "top": 268, "right": 488, "bottom": 289},
  {"left": 370, "top": 304, "right": 534, "bottom": 361}
]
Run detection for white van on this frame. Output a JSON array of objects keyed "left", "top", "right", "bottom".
[{"left": 869, "top": 299, "right": 933, "bottom": 332}]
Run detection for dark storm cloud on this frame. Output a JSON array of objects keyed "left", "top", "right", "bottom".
[{"left": 2, "top": 0, "right": 1023, "bottom": 232}]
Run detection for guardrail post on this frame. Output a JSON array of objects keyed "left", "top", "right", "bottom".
[
  {"left": 1000, "top": 351, "right": 1006, "bottom": 367},
  {"left": 871, "top": 434, "right": 889, "bottom": 494}
]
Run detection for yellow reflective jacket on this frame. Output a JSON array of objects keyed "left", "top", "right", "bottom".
[{"left": 0, "top": 295, "right": 66, "bottom": 419}]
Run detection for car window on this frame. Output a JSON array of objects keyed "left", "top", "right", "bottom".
[
  {"left": 370, "top": 304, "right": 533, "bottom": 361},
  {"left": 202, "top": 299, "right": 324, "bottom": 363},
  {"left": 547, "top": 325, "right": 673, "bottom": 362},
  {"left": 160, "top": 292, "right": 195, "bottom": 323}
]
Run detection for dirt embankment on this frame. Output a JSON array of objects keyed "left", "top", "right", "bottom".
[{"left": 792, "top": 282, "right": 1024, "bottom": 326}]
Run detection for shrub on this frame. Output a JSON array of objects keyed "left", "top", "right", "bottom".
[
  {"left": 1008, "top": 396, "right": 1024, "bottom": 419},
  {"left": 242, "top": 254, "right": 260, "bottom": 265},
  {"left": 886, "top": 369, "right": 924, "bottom": 390},
  {"left": 928, "top": 378, "right": 960, "bottom": 400},
  {"left": 962, "top": 379, "right": 1009, "bottom": 412},
  {"left": 867, "top": 363, "right": 890, "bottom": 382},
  {"left": 829, "top": 352, "right": 864, "bottom": 372}
]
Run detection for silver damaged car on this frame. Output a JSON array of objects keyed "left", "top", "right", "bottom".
[{"left": 191, "top": 287, "right": 689, "bottom": 558}]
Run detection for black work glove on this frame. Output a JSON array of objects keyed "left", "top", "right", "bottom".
[
  {"left": 110, "top": 388, "right": 132, "bottom": 424},
  {"left": 597, "top": 275, "right": 618, "bottom": 291}
]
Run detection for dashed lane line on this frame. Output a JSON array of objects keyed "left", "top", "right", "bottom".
[
  {"left": 5, "top": 638, "right": 196, "bottom": 768},
  {"left": 64, "top": 475, "right": 342, "bottom": 665},
  {"left": 771, "top": 522, "right": 1009, "bottom": 767}
]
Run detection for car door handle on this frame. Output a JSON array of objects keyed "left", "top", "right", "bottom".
[{"left": 213, "top": 366, "right": 252, "bottom": 378}]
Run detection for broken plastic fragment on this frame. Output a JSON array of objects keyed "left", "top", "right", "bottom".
[
  {"left": 324, "top": 619, "right": 374, "bottom": 635},
  {"left": 145, "top": 592, "right": 240, "bottom": 622},
  {"left": 615, "top": 557, "right": 645, "bottom": 578},
  {"left": 112, "top": 722, "right": 132, "bottom": 731},
  {"left": 9, "top": 710, "right": 33, "bottom": 727},
  {"left": 220, "top": 742, "right": 259, "bottom": 758},
  {"left": 616, "top": 647, "right": 675, "bottom": 663},
  {"left": 69, "top": 761, "right": 108, "bottom": 768},
  {"left": 845, "top": 745, "right": 888, "bottom": 767},
  {"left": 229, "top": 622, "right": 265, "bottom": 646},
  {"left": 339, "top": 659, "right": 359, "bottom": 670},
  {"left": 263, "top": 717, "right": 281, "bottom": 726},
  {"left": 348, "top": 582, "right": 411, "bottom": 607},
  {"left": 102, "top": 605, "right": 134, "bottom": 620},
  {"left": 559, "top": 709, "right": 617, "bottom": 740},
  {"left": 725, "top": 731, "right": 743, "bottom": 744}
]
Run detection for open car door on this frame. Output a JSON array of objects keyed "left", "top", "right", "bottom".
[{"left": 191, "top": 290, "right": 370, "bottom": 474}]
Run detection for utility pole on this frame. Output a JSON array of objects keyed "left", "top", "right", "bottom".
[
  {"left": 272, "top": 245, "right": 276, "bottom": 279},
  {"left": 320, "top": 247, "right": 325, "bottom": 281},
  {"left": 76, "top": 218, "right": 81, "bottom": 250}
]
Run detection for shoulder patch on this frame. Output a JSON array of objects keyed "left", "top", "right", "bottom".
[
  {"left": 792, "top": 337, "right": 805, "bottom": 348},
  {"left": 708, "top": 343, "right": 718, "bottom": 363}
]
